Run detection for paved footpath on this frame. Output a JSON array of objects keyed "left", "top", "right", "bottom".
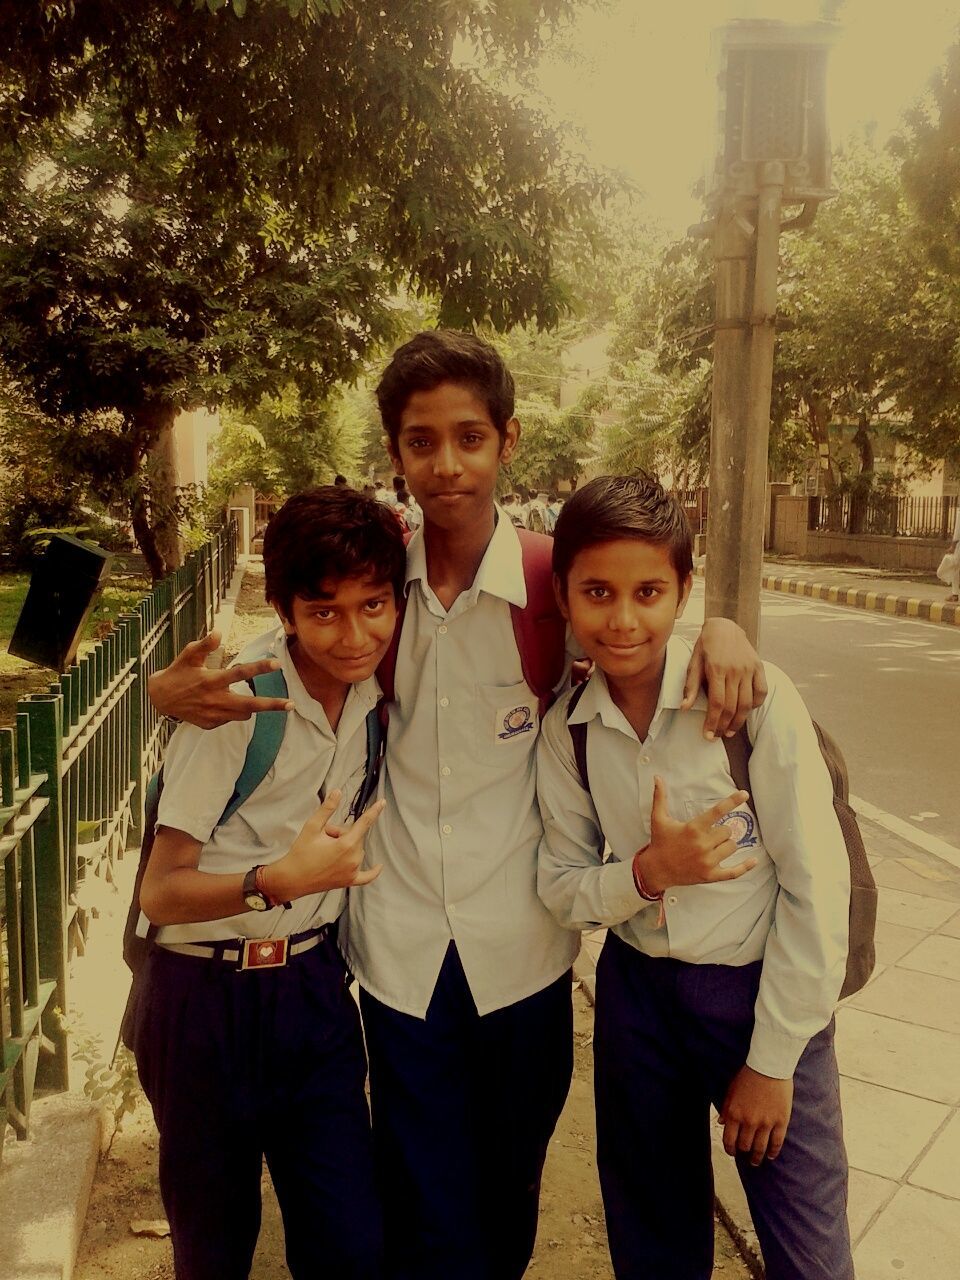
[
  {"left": 696, "top": 556, "right": 960, "bottom": 627},
  {"left": 575, "top": 810, "right": 960, "bottom": 1279}
]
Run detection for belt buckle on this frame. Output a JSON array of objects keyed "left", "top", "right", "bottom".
[{"left": 239, "top": 937, "right": 288, "bottom": 971}]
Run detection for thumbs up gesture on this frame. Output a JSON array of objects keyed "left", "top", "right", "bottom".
[
  {"left": 635, "top": 776, "right": 758, "bottom": 897},
  {"left": 261, "top": 790, "right": 385, "bottom": 903}
]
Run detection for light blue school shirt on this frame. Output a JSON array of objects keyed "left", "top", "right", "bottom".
[
  {"left": 536, "top": 636, "right": 850, "bottom": 1079},
  {"left": 154, "top": 629, "right": 379, "bottom": 943},
  {"left": 341, "top": 510, "right": 580, "bottom": 1017}
]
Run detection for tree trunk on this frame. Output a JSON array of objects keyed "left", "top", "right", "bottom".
[
  {"left": 853, "top": 415, "right": 874, "bottom": 477},
  {"left": 849, "top": 415, "right": 875, "bottom": 535},
  {"left": 130, "top": 491, "right": 165, "bottom": 580},
  {"left": 806, "top": 394, "right": 836, "bottom": 495},
  {"left": 150, "top": 410, "right": 183, "bottom": 574},
  {"left": 129, "top": 403, "right": 182, "bottom": 579}
]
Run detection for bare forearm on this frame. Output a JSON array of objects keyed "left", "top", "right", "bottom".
[{"left": 140, "top": 867, "right": 249, "bottom": 926}]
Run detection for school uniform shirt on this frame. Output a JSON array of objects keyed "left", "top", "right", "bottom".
[
  {"left": 340, "top": 509, "right": 580, "bottom": 1017},
  {"left": 151, "top": 628, "right": 380, "bottom": 944},
  {"left": 536, "top": 636, "right": 850, "bottom": 1079}
]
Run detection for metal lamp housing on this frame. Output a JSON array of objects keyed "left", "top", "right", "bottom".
[{"left": 708, "top": 20, "right": 837, "bottom": 204}]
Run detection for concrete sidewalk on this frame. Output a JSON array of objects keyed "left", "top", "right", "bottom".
[
  {"left": 574, "top": 810, "right": 960, "bottom": 1280},
  {"left": 696, "top": 555, "right": 960, "bottom": 626}
]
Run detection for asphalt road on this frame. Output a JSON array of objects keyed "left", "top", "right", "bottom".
[{"left": 678, "top": 581, "right": 960, "bottom": 850}]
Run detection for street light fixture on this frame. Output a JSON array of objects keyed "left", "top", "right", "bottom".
[{"left": 703, "top": 19, "right": 837, "bottom": 645}]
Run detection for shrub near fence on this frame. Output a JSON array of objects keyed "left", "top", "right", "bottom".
[{"left": 0, "top": 520, "right": 238, "bottom": 1151}]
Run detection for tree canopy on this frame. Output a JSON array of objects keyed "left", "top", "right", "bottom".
[{"left": 0, "top": 0, "right": 610, "bottom": 573}]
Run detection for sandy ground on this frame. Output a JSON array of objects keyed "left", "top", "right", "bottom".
[{"left": 73, "top": 562, "right": 751, "bottom": 1279}]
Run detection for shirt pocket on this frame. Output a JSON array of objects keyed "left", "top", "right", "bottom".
[
  {"left": 472, "top": 680, "right": 540, "bottom": 768},
  {"left": 679, "top": 795, "right": 767, "bottom": 866}
]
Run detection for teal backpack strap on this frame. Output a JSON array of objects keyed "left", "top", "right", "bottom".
[
  {"left": 219, "top": 667, "right": 289, "bottom": 825},
  {"left": 349, "top": 704, "right": 386, "bottom": 819}
]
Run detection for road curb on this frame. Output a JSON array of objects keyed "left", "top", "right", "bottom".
[{"left": 694, "top": 564, "right": 960, "bottom": 626}]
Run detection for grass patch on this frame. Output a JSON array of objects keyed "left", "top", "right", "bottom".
[{"left": 0, "top": 573, "right": 151, "bottom": 723}]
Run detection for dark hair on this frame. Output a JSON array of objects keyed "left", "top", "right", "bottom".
[
  {"left": 333, "top": 474, "right": 347, "bottom": 486},
  {"left": 392, "top": 475, "right": 404, "bottom": 492},
  {"left": 375, "top": 329, "right": 515, "bottom": 448},
  {"left": 263, "top": 486, "right": 406, "bottom": 617},
  {"left": 552, "top": 473, "right": 693, "bottom": 592}
]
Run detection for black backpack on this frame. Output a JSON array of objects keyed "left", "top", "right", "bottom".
[{"left": 566, "top": 686, "right": 877, "bottom": 1000}]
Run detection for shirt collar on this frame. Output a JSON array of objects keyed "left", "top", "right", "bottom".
[
  {"left": 276, "top": 632, "right": 380, "bottom": 734},
  {"left": 566, "top": 636, "right": 701, "bottom": 739},
  {"left": 404, "top": 506, "right": 527, "bottom": 609}
]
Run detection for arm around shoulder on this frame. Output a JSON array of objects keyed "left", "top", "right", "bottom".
[{"left": 148, "top": 630, "right": 293, "bottom": 728}]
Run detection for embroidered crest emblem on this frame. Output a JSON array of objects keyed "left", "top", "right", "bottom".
[
  {"left": 497, "top": 705, "right": 535, "bottom": 740},
  {"left": 717, "top": 808, "right": 758, "bottom": 848}
]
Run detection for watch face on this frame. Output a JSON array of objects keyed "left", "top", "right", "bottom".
[{"left": 244, "top": 892, "right": 268, "bottom": 912}]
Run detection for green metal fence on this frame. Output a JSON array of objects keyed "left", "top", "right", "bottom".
[{"left": 0, "top": 520, "right": 239, "bottom": 1147}]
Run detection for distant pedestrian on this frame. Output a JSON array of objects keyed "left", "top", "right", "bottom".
[
  {"left": 538, "top": 473, "right": 855, "bottom": 1280},
  {"left": 947, "top": 504, "right": 960, "bottom": 603},
  {"left": 501, "top": 491, "right": 526, "bottom": 527},
  {"left": 400, "top": 488, "right": 422, "bottom": 532},
  {"left": 334, "top": 474, "right": 349, "bottom": 487},
  {"left": 545, "top": 491, "right": 563, "bottom": 534}
]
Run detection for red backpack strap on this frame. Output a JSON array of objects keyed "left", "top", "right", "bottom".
[
  {"left": 377, "top": 529, "right": 413, "bottom": 715},
  {"left": 511, "top": 528, "right": 567, "bottom": 717}
]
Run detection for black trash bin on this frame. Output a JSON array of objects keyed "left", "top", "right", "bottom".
[{"left": 9, "top": 534, "right": 114, "bottom": 672}]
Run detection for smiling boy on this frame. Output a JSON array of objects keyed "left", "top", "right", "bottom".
[
  {"left": 134, "top": 487, "right": 404, "bottom": 1280},
  {"left": 149, "top": 331, "right": 767, "bottom": 1280},
  {"left": 537, "top": 474, "right": 853, "bottom": 1280}
]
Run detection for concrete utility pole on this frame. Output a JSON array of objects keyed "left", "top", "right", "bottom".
[{"left": 702, "top": 21, "right": 836, "bottom": 646}]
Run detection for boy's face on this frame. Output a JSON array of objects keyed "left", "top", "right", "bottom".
[
  {"left": 276, "top": 575, "right": 397, "bottom": 690},
  {"left": 557, "top": 539, "right": 692, "bottom": 693},
  {"left": 388, "top": 381, "right": 519, "bottom": 533}
]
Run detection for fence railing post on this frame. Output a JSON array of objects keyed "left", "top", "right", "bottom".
[
  {"left": 26, "top": 696, "right": 69, "bottom": 1092},
  {"left": 122, "top": 611, "right": 145, "bottom": 846}
]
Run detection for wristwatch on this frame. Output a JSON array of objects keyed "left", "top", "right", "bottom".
[{"left": 242, "top": 865, "right": 270, "bottom": 912}]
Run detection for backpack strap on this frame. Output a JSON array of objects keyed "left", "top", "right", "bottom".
[
  {"left": 721, "top": 724, "right": 753, "bottom": 802},
  {"left": 376, "top": 593, "right": 407, "bottom": 710},
  {"left": 376, "top": 528, "right": 413, "bottom": 710},
  {"left": 512, "top": 528, "right": 567, "bottom": 717},
  {"left": 565, "top": 681, "right": 590, "bottom": 791},
  {"left": 349, "top": 705, "right": 386, "bottom": 818},
  {"left": 219, "top": 667, "right": 289, "bottom": 824}
]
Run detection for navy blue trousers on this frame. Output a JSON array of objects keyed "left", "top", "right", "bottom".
[
  {"left": 132, "top": 937, "right": 383, "bottom": 1280},
  {"left": 594, "top": 932, "right": 853, "bottom": 1280},
  {"left": 359, "top": 943, "right": 573, "bottom": 1280}
]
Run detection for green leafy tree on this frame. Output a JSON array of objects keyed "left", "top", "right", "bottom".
[
  {"left": 892, "top": 39, "right": 960, "bottom": 468},
  {"left": 0, "top": 0, "right": 610, "bottom": 575},
  {"left": 207, "top": 384, "right": 367, "bottom": 507}
]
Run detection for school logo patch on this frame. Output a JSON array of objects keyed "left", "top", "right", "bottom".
[
  {"left": 497, "top": 704, "right": 536, "bottom": 741},
  {"left": 717, "top": 808, "right": 759, "bottom": 849}
]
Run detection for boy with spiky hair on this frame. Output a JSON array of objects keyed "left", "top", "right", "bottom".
[
  {"left": 538, "top": 473, "right": 853, "bottom": 1280},
  {"left": 149, "top": 332, "right": 766, "bottom": 1280}
]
